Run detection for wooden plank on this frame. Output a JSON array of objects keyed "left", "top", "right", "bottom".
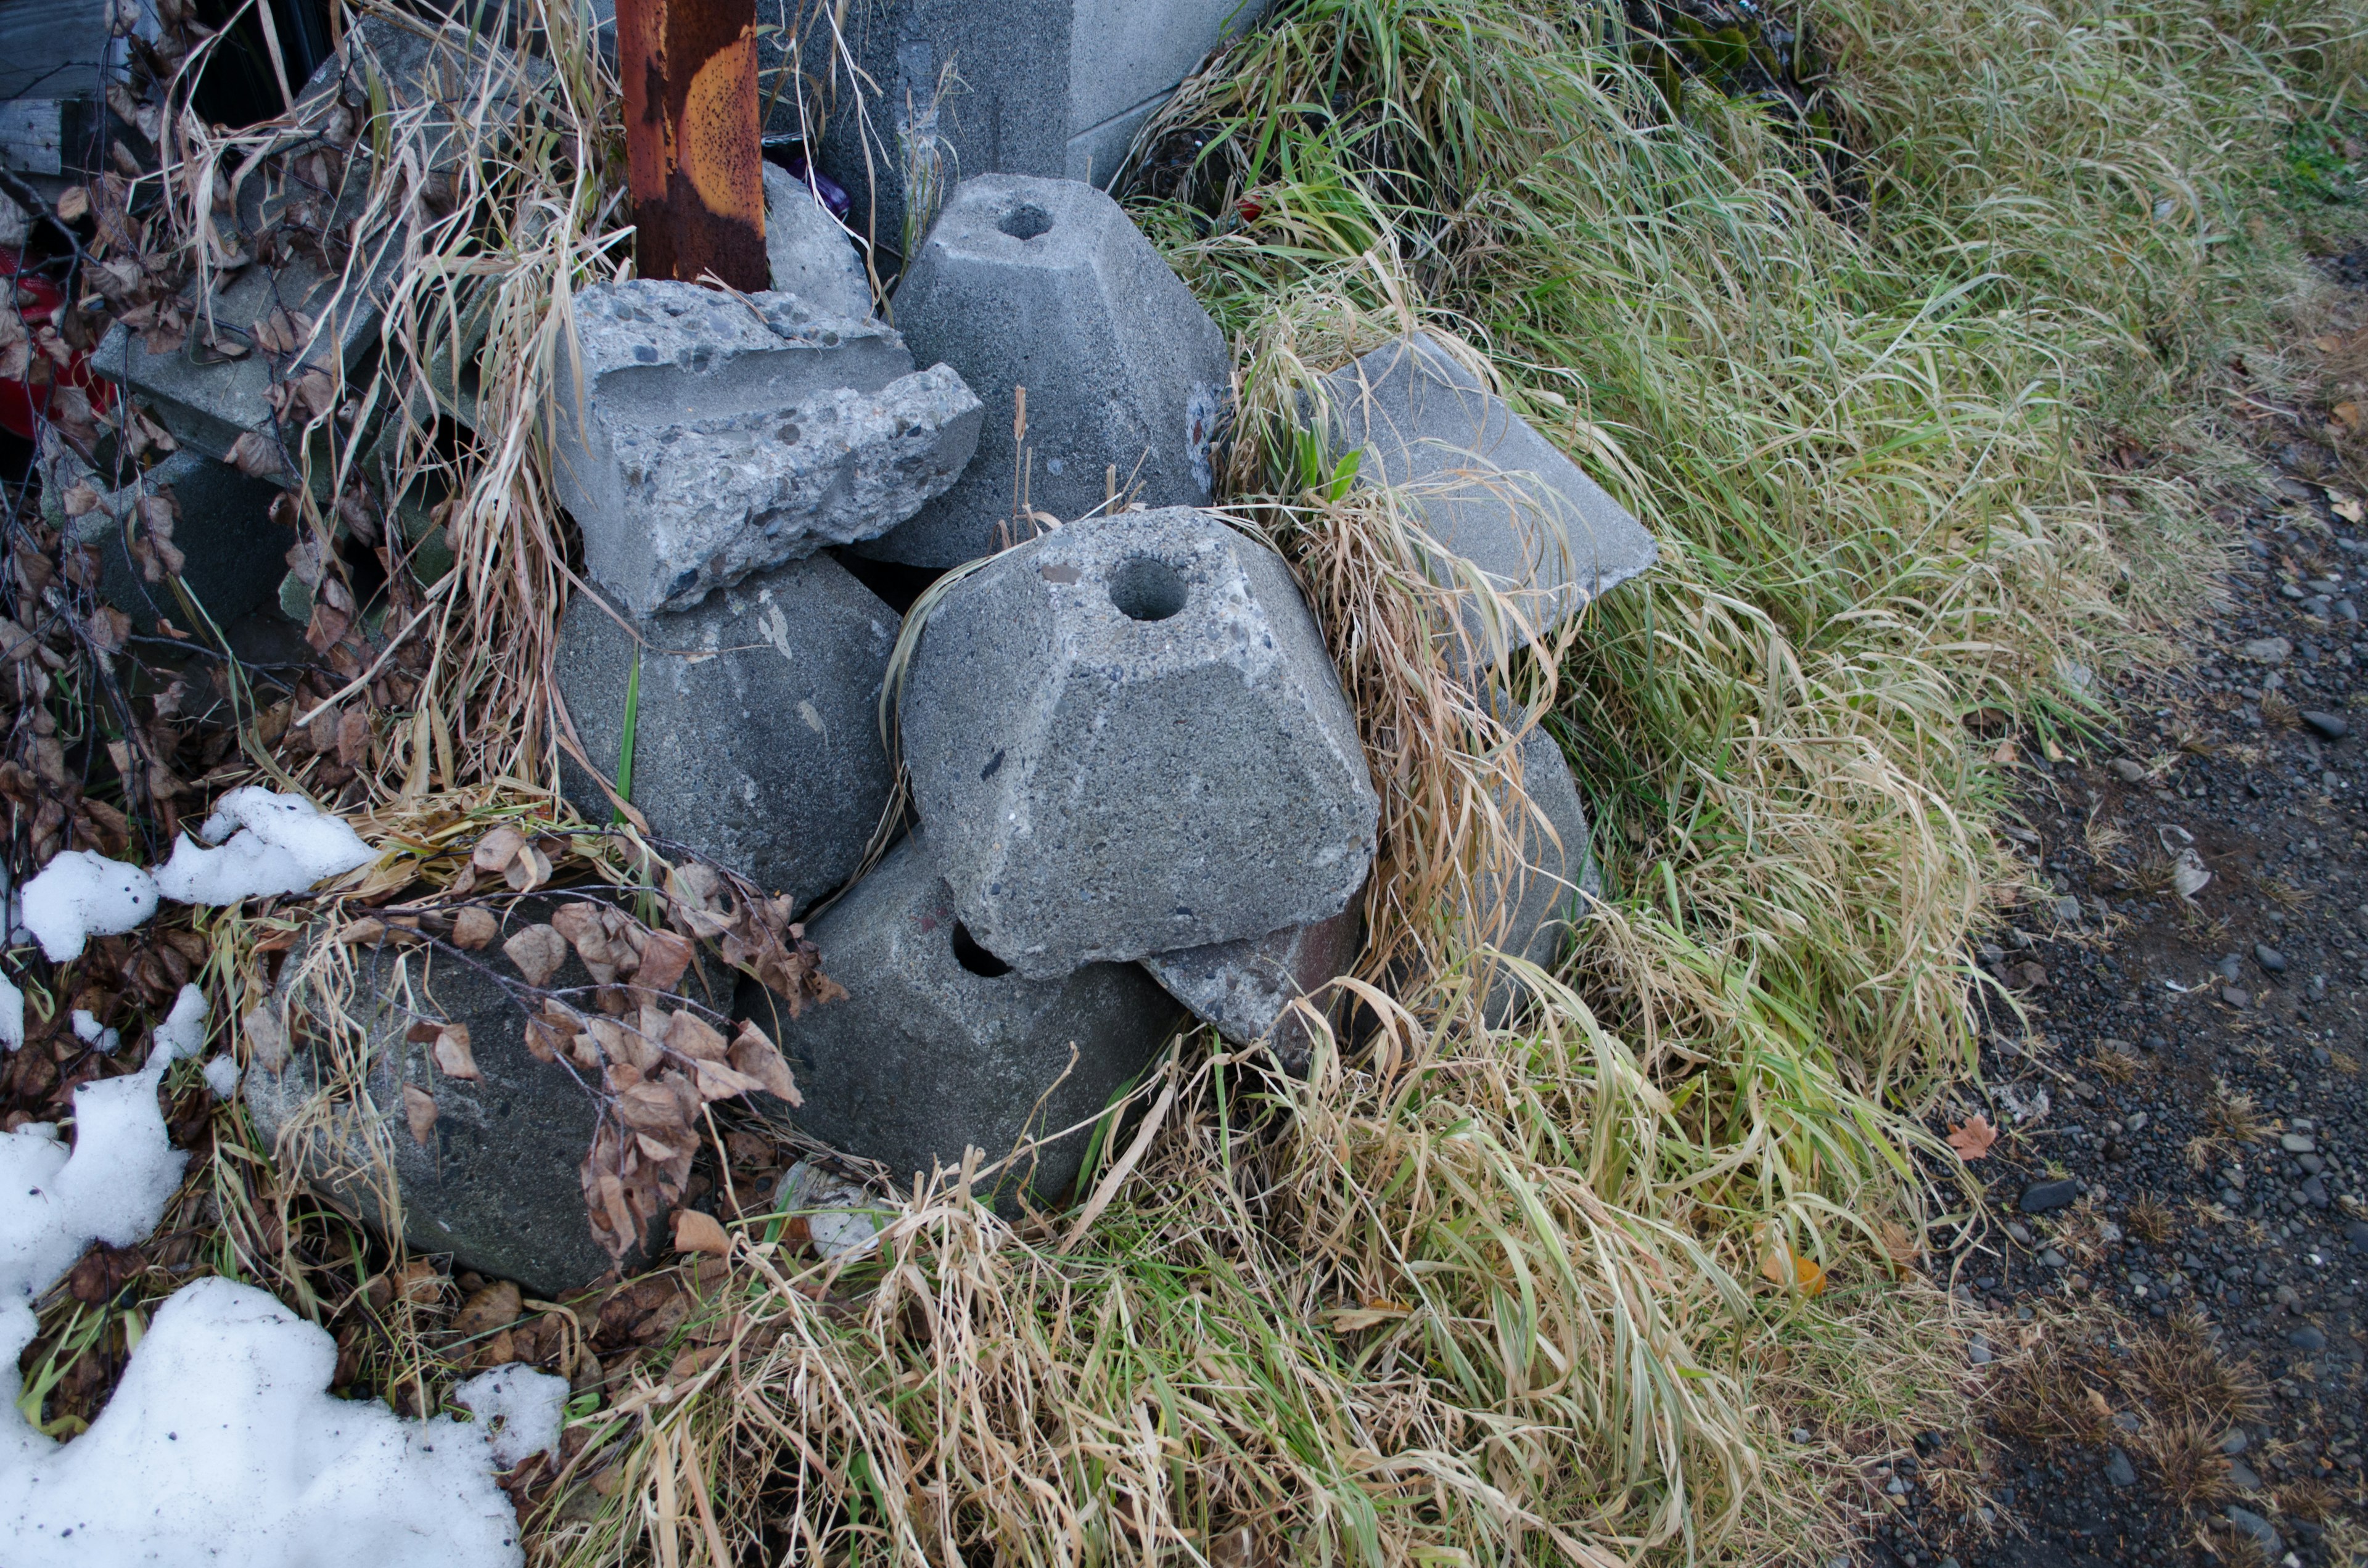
[{"left": 615, "top": 0, "right": 766, "bottom": 292}]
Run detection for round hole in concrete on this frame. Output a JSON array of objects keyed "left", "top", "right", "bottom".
[
  {"left": 951, "top": 921, "right": 1011, "bottom": 978},
  {"left": 1108, "top": 556, "right": 1187, "bottom": 622},
  {"left": 998, "top": 203, "right": 1053, "bottom": 241}
]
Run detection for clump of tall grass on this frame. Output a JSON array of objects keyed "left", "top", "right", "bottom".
[{"left": 98, "top": 0, "right": 2367, "bottom": 1560}]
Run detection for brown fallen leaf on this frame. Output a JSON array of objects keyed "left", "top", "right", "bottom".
[
  {"left": 615, "top": 1082, "right": 688, "bottom": 1132},
  {"left": 1946, "top": 1113, "right": 1999, "bottom": 1160},
  {"left": 2333, "top": 400, "right": 2364, "bottom": 433},
  {"left": 673, "top": 1209, "right": 731, "bottom": 1257},
  {"left": 503, "top": 924, "right": 569, "bottom": 988},
  {"left": 452, "top": 906, "right": 498, "bottom": 950},
  {"left": 1761, "top": 1247, "right": 1826, "bottom": 1296},
  {"left": 403, "top": 1083, "right": 438, "bottom": 1146},
  {"left": 634, "top": 928, "right": 694, "bottom": 994},
  {"left": 689, "top": 1056, "right": 765, "bottom": 1101},
  {"left": 728, "top": 1022, "right": 800, "bottom": 1107},
  {"left": 665, "top": 1009, "right": 730, "bottom": 1062},
  {"left": 472, "top": 826, "right": 526, "bottom": 872},
  {"left": 451, "top": 1279, "right": 522, "bottom": 1339},
  {"left": 506, "top": 843, "right": 553, "bottom": 892},
  {"left": 434, "top": 1024, "right": 480, "bottom": 1082}
]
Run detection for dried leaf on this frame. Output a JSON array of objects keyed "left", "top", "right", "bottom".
[
  {"left": 665, "top": 1009, "right": 730, "bottom": 1062},
  {"left": 242, "top": 1005, "right": 288, "bottom": 1072},
  {"left": 2333, "top": 401, "right": 2363, "bottom": 433},
  {"left": 224, "top": 430, "right": 286, "bottom": 478},
  {"left": 634, "top": 928, "right": 694, "bottom": 995},
  {"left": 335, "top": 707, "right": 370, "bottom": 766},
  {"left": 728, "top": 1022, "right": 800, "bottom": 1107},
  {"left": 433, "top": 1024, "right": 480, "bottom": 1082},
  {"left": 503, "top": 924, "right": 568, "bottom": 988},
  {"left": 1945, "top": 1114, "right": 1999, "bottom": 1161},
  {"left": 615, "top": 1082, "right": 687, "bottom": 1132},
  {"left": 636, "top": 1131, "right": 686, "bottom": 1162},
  {"left": 61, "top": 483, "right": 102, "bottom": 519},
  {"left": 451, "top": 1279, "right": 521, "bottom": 1338},
  {"left": 505, "top": 843, "right": 552, "bottom": 892},
  {"left": 689, "top": 1055, "right": 765, "bottom": 1102},
  {"left": 1760, "top": 1248, "right": 1825, "bottom": 1296},
  {"left": 340, "top": 917, "right": 389, "bottom": 946},
  {"left": 2333, "top": 493, "right": 2366, "bottom": 525},
  {"left": 56, "top": 186, "right": 89, "bottom": 221},
  {"left": 673, "top": 1209, "right": 730, "bottom": 1257},
  {"left": 403, "top": 1083, "right": 438, "bottom": 1146},
  {"left": 452, "top": 906, "right": 498, "bottom": 950},
  {"left": 471, "top": 826, "right": 526, "bottom": 872}
]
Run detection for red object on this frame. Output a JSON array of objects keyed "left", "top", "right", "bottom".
[{"left": 1, "top": 247, "right": 113, "bottom": 441}]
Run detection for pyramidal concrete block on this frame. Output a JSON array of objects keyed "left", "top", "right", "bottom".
[
  {"left": 1318, "top": 333, "right": 1656, "bottom": 658},
  {"left": 1479, "top": 726, "right": 1603, "bottom": 1025},
  {"left": 556, "top": 554, "right": 898, "bottom": 909},
  {"left": 1143, "top": 895, "right": 1363, "bottom": 1074},
  {"left": 763, "top": 163, "right": 872, "bottom": 319},
  {"left": 901, "top": 506, "right": 1378, "bottom": 977},
  {"left": 549, "top": 279, "right": 980, "bottom": 615},
  {"left": 852, "top": 176, "right": 1230, "bottom": 567},
  {"left": 744, "top": 832, "right": 1182, "bottom": 1207}
]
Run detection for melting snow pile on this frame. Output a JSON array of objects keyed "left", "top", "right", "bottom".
[
  {"left": 20, "top": 851, "right": 159, "bottom": 962},
  {"left": 153, "top": 787, "right": 376, "bottom": 906},
  {"left": 0, "top": 972, "right": 20, "bottom": 1051},
  {"left": 0, "top": 984, "right": 559, "bottom": 1566}
]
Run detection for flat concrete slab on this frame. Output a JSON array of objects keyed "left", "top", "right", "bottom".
[
  {"left": 901, "top": 506, "right": 1378, "bottom": 976},
  {"left": 744, "top": 832, "right": 1182, "bottom": 1208},
  {"left": 855, "top": 175, "right": 1230, "bottom": 567},
  {"left": 1318, "top": 333, "right": 1656, "bottom": 663},
  {"left": 556, "top": 554, "right": 898, "bottom": 909}
]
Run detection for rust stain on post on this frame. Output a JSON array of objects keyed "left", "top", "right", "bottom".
[{"left": 617, "top": 0, "right": 767, "bottom": 291}]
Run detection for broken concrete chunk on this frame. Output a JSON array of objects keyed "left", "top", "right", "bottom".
[
  {"left": 549, "top": 279, "right": 963, "bottom": 614},
  {"left": 588, "top": 365, "right": 980, "bottom": 615},
  {"left": 744, "top": 832, "right": 1182, "bottom": 1208},
  {"left": 249, "top": 900, "right": 647, "bottom": 1296},
  {"left": 1143, "top": 895, "right": 1364, "bottom": 1074},
  {"left": 554, "top": 553, "right": 897, "bottom": 911},
  {"left": 1479, "top": 727, "right": 1603, "bottom": 1025},
  {"left": 763, "top": 162, "right": 871, "bottom": 319},
  {"left": 901, "top": 507, "right": 1378, "bottom": 977},
  {"left": 37, "top": 437, "right": 284, "bottom": 633},
  {"left": 853, "top": 175, "right": 1231, "bottom": 567},
  {"left": 1317, "top": 333, "right": 1656, "bottom": 660}
]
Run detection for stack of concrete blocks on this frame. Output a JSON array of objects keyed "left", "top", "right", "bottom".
[
  {"left": 1314, "top": 332, "right": 1655, "bottom": 1020},
  {"left": 755, "top": 0, "right": 1272, "bottom": 259},
  {"left": 547, "top": 274, "right": 981, "bottom": 907}
]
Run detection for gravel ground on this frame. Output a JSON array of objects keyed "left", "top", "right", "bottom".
[{"left": 1870, "top": 251, "right": 2368, "bottom": 1568}]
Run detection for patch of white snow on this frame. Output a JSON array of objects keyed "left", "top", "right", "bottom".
[
  {"left": 454, "top": 1363, "right": 571, "bottom": 1469},
  {"left": 202, "top": 1055, "right": 242, "bottom": 1099},
  {"left": 0, "top": 972, "right": 20, "bottom": 1053},
  {"left": 148, "top": 983, "right": 210, "bottom": 1067},
  {"left": 20, "top": 852, "right": 159, "bottom": 962},
  {"left": 152, "top": 787, "right": 374, "bottom": 906}
]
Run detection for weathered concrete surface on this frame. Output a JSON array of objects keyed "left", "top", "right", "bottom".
[
  {"left": 762, "top": 0, "right": 1272, "bottom": 258},
  {"left": 1318, "top": 334, "right": 1656, "bottom": 660},
  {"left": 36, "top": 437, "right": 284, "bottom": 633},
  {"left": 555, "top": 554, "right": 898, "bottom": 910},
  {"left": 901, "top": 507, "right": 1378, "bottom": 976},
  {"left": 1478, "top": 726, "right": 1603, "bottom": 1025},
  {"left": 249, "top": 901, "right": 641, "bottom": 1296},
  {"left": 764, "top": 162, "right": 873, "bottom": 318},
  {"left": 1143, "top": 895, "right": 1363, "bottom": 1073},
  {"left": 852, "top": 176, "right": 1230, "bottom": 567},
  {"left": 743, "top": 832, "right": 1182, "bottom": 1207},
  {"left": 587, "top": 366, "right": 980, "bottom": 614},
  {"left": 549, "top": 279, "right": 959, "bottom": 614}
]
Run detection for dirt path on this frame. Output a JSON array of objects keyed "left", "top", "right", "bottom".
[{"left": 1878, "top": 251, "right": 2368, "bottom": 1568}]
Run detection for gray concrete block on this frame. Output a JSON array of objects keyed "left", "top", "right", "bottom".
[
  {"left": 1318, "top": 334, "right": 1656, "bottom": 659},
  {"left": 36, "top": 438, "right": 285, "bottom": 634},
  {"left": 855, "top": 175, "right": 1230, "bottom": 567},
  {"left": 744, "top": 832, "right": 1182, "bottom": 1207},
  {"left": 556, "top": 554, "right": 898, "bottom": 911},
  {"left": 585, "top": 366, "right": 980, "bottom": 614},
  {"left": 550, "top": 280, "right": 958, "bottom": 614},
  {"left": 901, "top": 506, "right": 1377, "bottom": 977},
  {"left": 248, "top": 900, "right": 646, "bottom": 1297},
  {"left": 764, "top": 163, "right": 873, "bottom": 319},
  {"left": 770, "top": 0, "right": 1270, "bottom": 253},
  {"left": 1479, "top": 727, "right": 1603, "bottom": 1025},
  {"left": 1143, "top": 895, "right": 1363, "bottom": 1073}
]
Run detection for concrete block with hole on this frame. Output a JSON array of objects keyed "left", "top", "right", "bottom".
[
  {"left": 1317, "top": 333, "right": 1656, "bottom": 661},
  {"left": 752, "top": 0, "right": 1273, "bottom": 258},
  {"left": 742, "top": 831, "right": 1182, "bottom": 1207},
  {"left": 247, "top": 899, "right": 650, "bottom": 1296},
  {"left": 850, "top": 176, "right": 1231, "bottom": 567},
  {"left": 550, "top": 279, "right": 980, "bottom": 615},
  {"left": 1143, "top": 893, "right": 1363, "bottom": 1074},
  {"left": 554, "top": 553, "right": 897, "bottom": 908},
  {"left": 900, "top": 506, "right": 1378, "bottom": 977},
  {"left": 1478, "top": 727, "right": 1603, "bottom": 1025},
  {"left": 764, "top": 163, "right": 873, "bottom": 319}
]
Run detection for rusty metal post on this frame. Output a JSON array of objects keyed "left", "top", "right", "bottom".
[{"left": 615, "top": 0, "right": 768, "bottom": 292}]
